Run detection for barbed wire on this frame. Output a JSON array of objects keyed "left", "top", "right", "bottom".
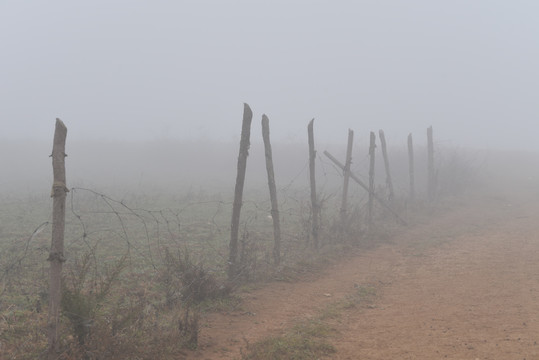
[
  {"left": 0, "top": 147, "right": 414, "bottom": 314},
  {"left": 0, "top": 220, "right": 49, "bottom": 297}
]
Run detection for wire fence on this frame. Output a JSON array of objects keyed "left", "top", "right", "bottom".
[
  {"left": 1, "top": 132, "right": 483, "bottom": 358},
  {"left": 0, "top": 149, "right": 390, "bottom": 308}
]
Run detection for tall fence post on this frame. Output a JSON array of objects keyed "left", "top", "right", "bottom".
[
  {"left": 47, "top": 118, "right": 68, "bottom": 359},
  {"left": 368, "top": 131, "right": 376, "bottom": 231},
  {"left": 407, "top": 133, "right": 415, "bottom": 200},
  {"left": 261, "top": 115, "right": 281, "bottom": 265},
  {"left": 340, "top": 129, "right": 354, "bottom": 227},
  {"left": 427, "top": 126, "right": 435, "bottom": 201},
  {"left": 228, "top": 103, "right": 253, "bottom": 280},
  {"left": 307, "top": 119, "right": 319, "bottom": 249},
  {"left": 378, "top": 129, "right": 394, "bottom": 201}
]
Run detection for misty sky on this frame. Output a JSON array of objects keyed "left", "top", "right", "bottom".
[{"left": 2, "top": 1, "right": 539, "bottom": 150}]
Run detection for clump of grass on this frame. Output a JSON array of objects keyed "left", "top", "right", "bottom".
[
  {"left": 321, "top": 284, "right": 378, "bottom": 321},
  {"left": 241, "top": 319, "right": 335, "bottom": 360},
  {"left": 347, "top": 284, "right": 377, "bottom": 307},
  {"left": 196, "top": 293, "right": 243, "bottom": 313},
  {"left": 177, "top": 307, "right": 199, "bottom": 349}
]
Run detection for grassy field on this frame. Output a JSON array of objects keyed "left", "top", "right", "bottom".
[
  {"left": 0, "top": 140, "right": 488, "bottom": 359},
  {"left": 0, "top": 180, "right": 402, "bottom": 359}
]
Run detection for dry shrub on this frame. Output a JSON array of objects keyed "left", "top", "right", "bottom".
[
  {"left": 57, "top": 250, "right": 203, "bottom": 359},
  {"left": 161, "top": 248, "right": 232, "bottom": 305},
  {"left": 237, "top": 230, "right": 261, "bottom": 282},
  {"left": 60, "top": 307, "right": 194, "bottom": 360},
  {"left": 177, "top": 308, "right": 199, "bottom": 349},
  {"left": 61, "top": 252, "right": 126, "bottom": 346}
]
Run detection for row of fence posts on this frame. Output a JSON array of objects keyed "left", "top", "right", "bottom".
[
  {"left": 45, "top": 107, "right": 437, "bottom": 356},
  {"left": 228, "top": 104, "right": 437, "bottom": 279}
]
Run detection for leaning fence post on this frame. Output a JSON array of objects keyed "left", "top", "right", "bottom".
[
  {"left": 323, "top": 150, "right": 407, "bottom": 225},
  {"left": 378, "top": 129, "right": 394, "bottom": 201},
  {"left": 307, "top": 119, "right": 319, "bottom": 249},
  {"left": 368, "top": 132, "right": 376, "bottom": 231},
  {"left": 47, "top": 118, "right": 68, "bottom": 359},
  {"left": 407, "top": 133, "right": 415, "bottom": 200},
  {"left": 427, "top": 126, "right": 435, "bottom": 201},
  {"left": 228, "top": 103, "right": 253, "bottom": 280},
  {"left": 340, "top": 129, "right": 354, "bottom": 226},
  {"left": 261, "top": 115, "right": 281, "bottom": 265}
]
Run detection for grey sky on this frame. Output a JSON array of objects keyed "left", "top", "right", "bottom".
[{"left": 1, "top": 1, "right": 538, "bottom": 149}]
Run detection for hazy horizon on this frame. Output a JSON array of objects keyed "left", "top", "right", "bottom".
[
  {"left": 2, "top": 1, "right": 539, "bottom": 150},
  {"left": 1, "top": 134, "right": 537, "bottom": 198}
]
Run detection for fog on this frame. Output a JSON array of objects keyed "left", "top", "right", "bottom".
[
  {"left": 0, "top": 133, "right": 537, "bottom": 204},
  {"left": 6, "top": 5, "right": 539, "bottom": 359},
  {"left": 2, "top": 1, "right": 539, "bottom": 197},
  {"left": 2, "top": 1, "right": 539, "bottom": 149}
]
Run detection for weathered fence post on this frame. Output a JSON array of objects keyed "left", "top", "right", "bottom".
[
  {"left": 228, "top": 103, "right": 253, "bottom": 280},
  {"left": 307, "top": 119, "right": 319, "bottom": 249},
  {"left": 47, "top": 118, "right": 68, "bottom": 359},
  {"left": 407, "top": 133, "right": 415, "bottom": 200},
  {"left": 378, "top": 129, "right": 394, "bottom": 201},
  {"left": 340, "top": 130, "right": 354, "bottom": 223},
  {"left": 368, "top": 131, "right": 376, "bottom": 230},
  {"left": 427, "top": 126, "right": 435, "bottom": 201},
  {"left": 261, "top": 115, "right": 281, "bottom": 265}
]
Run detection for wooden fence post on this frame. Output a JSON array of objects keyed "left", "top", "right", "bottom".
[
  {"left": 307, "top": 119, "right": 319, "bottom": 249},
  {"left": 427, "top": 126, "right": 435, "bottom": 201},
  {"left": 340, "top": 129, "right": 354, "bottom": 226},
  {"left": 368, "top": 131, "right": 376, "bottom": 230},
  {"left": 407, "top": 133, "right": 415, "bottom": 200},
  {"left": 228, "top": 103, "right": 253, "bottom": 280},
  {"left": 378, "top": 129, "right": 394, "bottom": 201},
  {"left": 261, "top": 115, "right": 281, "bottom": 265},
  {"left": 47, "top": 118, "right": 68, "bottom": 358}
]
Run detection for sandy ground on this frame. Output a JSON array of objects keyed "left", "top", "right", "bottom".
[{"left": 186, "top": 193, "right": 539, "bottom": 359}]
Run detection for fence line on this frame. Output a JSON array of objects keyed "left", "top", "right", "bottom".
[{"left": 0, "top": 111, "right": 453, "bottom": 357}]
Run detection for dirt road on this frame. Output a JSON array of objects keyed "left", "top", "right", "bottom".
[{"left": 187, "top": 194, "right": 539, "bottom": 359}]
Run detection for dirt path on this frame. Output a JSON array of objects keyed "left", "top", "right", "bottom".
[{"left": 187, "top": 195, "right": 539, "bottom": 359}]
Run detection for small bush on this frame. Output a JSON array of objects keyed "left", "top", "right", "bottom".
[
  {"left": 61, "top": 251, "right": 126, "bottom": 345},
  {"left": 58, "top": 250, "right": 202, "bottom": 359},
  {"left": 161, "top": 248, "right": 232, "bottom": 305}
]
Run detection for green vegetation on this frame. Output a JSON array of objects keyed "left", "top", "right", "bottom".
[
  {"left": 241, "top": 319, "right": 336, "bottom": 360},
  {"left": 241, "top": 283, "right": 378, "bottom": 359},
  {"left": 0, "top": 178, "right": 459, "bottom": 358}
]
